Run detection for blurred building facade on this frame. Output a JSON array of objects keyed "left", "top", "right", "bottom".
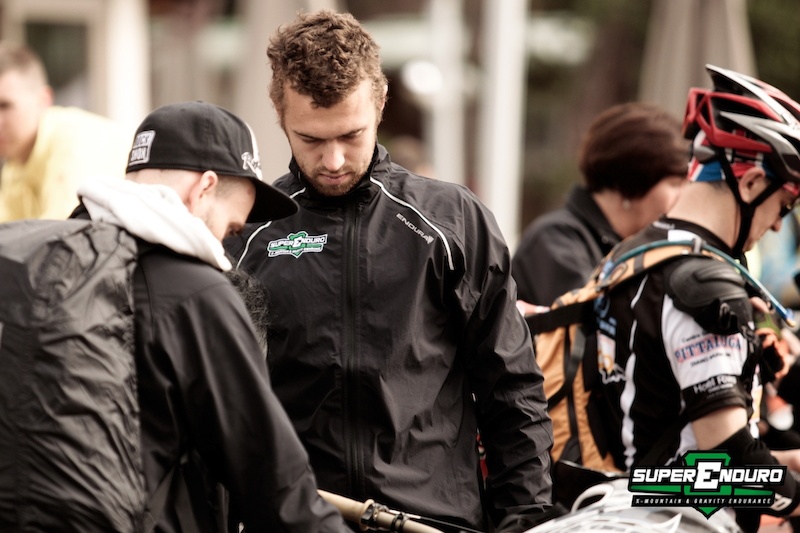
[
  {"left": 0, "top": 0, "right": 342, "bottom": 184},
  {"left": 1, "top": 0, "right": 789, "bottom": 250}
]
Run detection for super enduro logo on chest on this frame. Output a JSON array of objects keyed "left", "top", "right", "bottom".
[
  {"left": 629, "top": 451, "right": 789, "bottom": 518},
  {"left": 267, "top": 231, "right": 328, "bottom": 258}
]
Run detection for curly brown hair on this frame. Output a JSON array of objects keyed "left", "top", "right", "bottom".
[{"left": 267, "top": 10, "right": 388, "bottom": 125}]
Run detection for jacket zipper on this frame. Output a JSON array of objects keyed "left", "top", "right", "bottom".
[{"left": 343, "top": 201, "right": 363, "bottom": 498}]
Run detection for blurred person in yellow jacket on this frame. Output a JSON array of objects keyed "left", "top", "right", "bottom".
[{"left": 0, "top": 42, "right": 130, "bottom": 221}]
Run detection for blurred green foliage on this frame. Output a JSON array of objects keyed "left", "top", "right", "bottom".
[
  {"left": 748, "top": 0, "right": 800, "bottom": 98},
  {"left": 521, "top": 0, "right": 653, "bottom": 226}
]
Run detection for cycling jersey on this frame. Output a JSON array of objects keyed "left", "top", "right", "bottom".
[{"left": 597, "top": 218, "right": 759, "bottom": 471}]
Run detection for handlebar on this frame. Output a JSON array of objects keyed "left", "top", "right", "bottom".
[{"left": 318, "top": 489, "right": 445, "bottom": 533}]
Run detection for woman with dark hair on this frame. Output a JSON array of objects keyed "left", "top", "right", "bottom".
[{"left": 513, "top": 102, "right": 689, "bottom": 307}]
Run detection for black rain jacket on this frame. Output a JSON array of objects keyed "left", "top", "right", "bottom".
[
  {"left": 512, "top": 185, "right": 620, "bottom": 306},
  {"left": 231, "top": 145, "right": 553, "bottom": 530},
  {"left": 70, "top": 205, "right": 347, "bottom": 533}
]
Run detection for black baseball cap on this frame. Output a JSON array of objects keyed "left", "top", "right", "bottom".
[{"left": 126, "top": 101, "right": 297, "bottom": 222}]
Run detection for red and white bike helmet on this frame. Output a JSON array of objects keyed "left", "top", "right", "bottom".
[{"left": 682, "top": 64, "right": 800, "bottom": 255}]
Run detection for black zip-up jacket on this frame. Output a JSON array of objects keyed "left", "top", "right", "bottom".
[
  {"left": 134, "top": 250, "right": 346, "bottom": 532},
  {"left": 512, "top": 185, "right": 620, "bottom": 306},
  {"left": 72, "top": 203, "right": 347, "bottom": 532},
  {"left": 232, "top": 145, "right": 553, "bottom": 530}
]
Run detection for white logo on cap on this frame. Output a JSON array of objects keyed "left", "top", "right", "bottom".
[
  {"left": 129, "top": 130, "right": 156, "bottom": 166},
  {"left": 242, "top": 152, "right": 261, "bottom": 177},
  {"left": 243, "top": 122, "right": 263, "bottom": 180}
]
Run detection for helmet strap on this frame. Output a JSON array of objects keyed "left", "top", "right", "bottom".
[{"left": 718, "top": 152, "right": 782, "bottom": 257}]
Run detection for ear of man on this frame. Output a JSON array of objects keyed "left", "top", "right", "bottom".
[
  {"left": 39, "top": 84, "right": 54, "bottom": 108},
  {"left": 737, "top": 166, "right": 769, "bottom": 203},
  {"left": 186, "top": 170, "right": 219, "bottom": 213}
]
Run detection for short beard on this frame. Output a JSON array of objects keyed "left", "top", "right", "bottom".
[
  {"left": 301, "top": 162, "right": 369, "bottom": 197},
  {"left": 309, "top": 176, "right": 362, "bottom": 197}
]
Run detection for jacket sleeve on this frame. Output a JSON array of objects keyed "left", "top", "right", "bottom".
[
  {"left": 154, "top": 281, "right": 348, "bottom": 533},
  {"left": 454, "top": 196, "right": 554, "bottom": 528}
]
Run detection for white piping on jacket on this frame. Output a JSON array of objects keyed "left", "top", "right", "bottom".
[
  {"left": 236, "top": 179, "right": 456, "bottom": 272},
  {"left": 369, "top": 176, "right": 454, "bottom": 271}
]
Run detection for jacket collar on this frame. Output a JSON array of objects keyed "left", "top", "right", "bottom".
[
  {"left": 288, "top": 145, "right": 383, "bottom": 205},
  {"left": 565, "top": 185, "right": 621, "bottom": 251},
  {"left": 654, "top": 217, "right": 737, "bottom": 259}
]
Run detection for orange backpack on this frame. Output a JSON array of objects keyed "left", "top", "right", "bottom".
[{"left": 526, "top": 239, "right": 752, "bottom": 472}]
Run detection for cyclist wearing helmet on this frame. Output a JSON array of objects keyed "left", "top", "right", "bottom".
[{"left": 595, "top": 65, "right": 800, "bottom": 532}]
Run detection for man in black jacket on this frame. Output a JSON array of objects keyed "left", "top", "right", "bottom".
[
  {"left": 77, "top": 101, "right": 348, "bottom": 532},
  {"left": 229, "top": 10, "right": 553, "bottom": 533}
]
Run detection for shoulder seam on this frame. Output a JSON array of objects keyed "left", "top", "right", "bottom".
[{"left": 369, "top": 176, "right": 454, "bottom": 271}]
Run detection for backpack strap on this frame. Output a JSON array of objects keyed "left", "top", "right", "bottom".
[
  {"left": 547, "top": 323, "right": 587, "bottom": 410},
  {"left": 527, "top": 299, "right": 594, "bottom": 336},
  {"left": 559, "top": 324, "right": 589, "bottom": 464},
  {"left": 606, "top": 238, "right": 795, "bottom": 327},
  {"left": 528, "top": 239, "right": 713, "bottom": 337},
  {"left": 173, "top": 453, "right": 206, "bottom": 533},
  {"left": 533, "top": 237, "right": 794, "bottom": 334},
  {"left": 595, "top": 241, "right": 715, "bottom": 291},
  {"left": 133, "top": 243, "right": 206, "bottom": 533}
]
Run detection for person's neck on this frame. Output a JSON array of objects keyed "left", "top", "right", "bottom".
[
  {"left": 592, "top": 189, "right": 637, "bottom": 239},
  {"left": 665, "top": 182, "right": 737, "bottom": 248}
]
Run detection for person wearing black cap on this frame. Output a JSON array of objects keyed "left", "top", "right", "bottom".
[{"left": 74, "top": 101, "right": 348, "bottom": 532}]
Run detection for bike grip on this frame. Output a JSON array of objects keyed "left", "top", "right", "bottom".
[
  {"left": 317, "top": 489, "right": 446, "bottom": 533},
  {"left": 318, "top": 489, "right": 372, "bottom": 527}
]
